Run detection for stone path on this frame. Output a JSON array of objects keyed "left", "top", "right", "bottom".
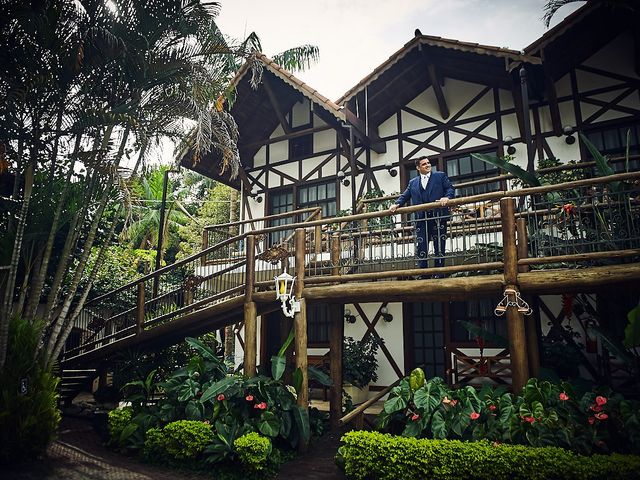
[{"left": 2, "top": 416, "right": 346, "bottom": 480}]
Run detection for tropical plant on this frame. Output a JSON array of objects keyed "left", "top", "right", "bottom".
[
  {"left": 0, "top": 317, "right": 61, "bottom": 465},
  {"left": 343, "top": 336, "right": 380, "bottom": 389},
  {"left": 376, "top": 372, "right": 640, "bottom": 456}
]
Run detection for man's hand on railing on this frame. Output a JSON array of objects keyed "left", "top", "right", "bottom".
[{"left": 389, "top": 204, "right": 399, "bottom": 214}]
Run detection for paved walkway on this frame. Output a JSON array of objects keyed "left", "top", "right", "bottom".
[{"left": 2, "top": 416, "right": 346, "bottom": 480}]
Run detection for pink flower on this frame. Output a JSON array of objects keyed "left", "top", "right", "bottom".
[
  {"left": 450, "top": 399, "right": 458, "bottom": 407},
  {"left": 595, "top": 396, "right": 607, "bottom": 406},
  {"left": 470, "top": 412, "right": 480, "bottom": 420},
  {"left": 489, "top": 404, "right": 497, "bottom": 411},
  {"left": 245, "top": 394, "right": 254, "bottom": 402},
  {"left": 590, "top": 404, "right": 603, "bottom": 412},
  {"left": 254, "top": 402, "right": 267, "bottom": 410},
  {"left": 559, "top": 392, "right": 569, "bottom": 401},
  {"left": 522, "top": 416, "right": 535, "bottom": 424},
  {"left": 411, "top": 414, "right": 420, "bottom": 421},
  {"left": 595, "top": 412, "right": 608, "bottom": 421},
  {"left": 588, "top": 416, "right": 596, "bottom": 425},
  {"left": 217, "top": 394, "right": 225, "bottom": 401}
]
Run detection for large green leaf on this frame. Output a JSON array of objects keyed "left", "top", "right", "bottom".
[
  {"left": 277, "top": 325, "right": 296, "bottom": 357},
  {"left": 413, "top": 382, "right": 441, "bottom": 414},
  {"left": 185, "top": 400, "right": 204, "bottom": 420},
  {"left": 431, "top": 410, "right": 448, "bottom": 439},
  {"left": 308, "top": 365, "right": 333, "bottom": 387},
  {"left": 292, "top": 405, "right": 310, "bottom": 445},
  {"left": 185, "top": 336, "right": 218, "bottom": 361},
  {"left": 472, "top": 153, "right": 541, "bottom": 187},
  {"left": 401, "top": 419, "right": 423, "bottom": 438},
  {"left": 271, "top": 355, "right": 286, "bottom": 381},
  {"left": 292, "top": 367, "right": 303, "bottom": 394},
  {"left": 579, "top": 133, "right": 622, "bottom": 192},
  {"left": 178, "top": 379, "right": 199, "bottom": 402},
  {"left": 200, "top": 376, "right": 235, "bottom": 404},
  {"left": 258, "top": 411, "right": 281, "bottom": 438},
  {"left": 383, "top": 394, "right": 408, "bottom": 414},
  {"left": 623, "top": 304, "right": 640, "bottom": 348}
]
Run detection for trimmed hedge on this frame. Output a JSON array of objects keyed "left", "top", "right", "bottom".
[
  {"left": 234, "top": 432, "right": 272, "bottom": 472},
  {"left": 337, "top": 431, "right": 640, "bottom": 480}
]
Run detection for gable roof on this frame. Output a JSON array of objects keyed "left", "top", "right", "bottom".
[{"left": 337, "top": 35, "right": 541, "bottom": 105}]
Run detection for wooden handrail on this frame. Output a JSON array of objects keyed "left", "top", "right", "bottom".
[
  {"left": 340, "top": 377, "right": 402, "bottom": 427},
  {"left": 203, "top": 207, "right": 321, "bottom": 230}
]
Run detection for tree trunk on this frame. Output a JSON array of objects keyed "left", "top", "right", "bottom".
[
  {"left": 24, "top": 152, "right": 77, "bottom": 322},
  {"left": 0, "top": 164, "right": 34, "bottom": 368}
]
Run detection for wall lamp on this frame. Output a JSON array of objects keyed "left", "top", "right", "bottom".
[
  {"left": 504, "top": 136, "right": 516, "bottom": 155},
  {"left": 337, "top": 170, "right": 350, "bottom": 187},
  {"left": 380, "top": 306, "right": 393, "bottom": 322},
  {"left": 384, "top": 160, "right": 398, "bottom": 177},
  {"left": 344, "top": 308, "right": 357, "bottom": 324},
  {"left": 250, "top": 186, "right": 263, "bottom": 203},
  {"left": 563, "top": 125, "right": 576, "bottom": 145}
]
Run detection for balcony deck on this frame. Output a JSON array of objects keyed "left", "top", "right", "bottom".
[{"left": 62, "top": 171, "right": 640, "bottom": 367}]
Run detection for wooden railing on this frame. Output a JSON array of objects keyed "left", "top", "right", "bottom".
[{"left": 65, "top": 171, "right": 640, "bottom": 364}]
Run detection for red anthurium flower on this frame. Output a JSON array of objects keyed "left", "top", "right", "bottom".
[
  {"left": 595, "top": 396, "right": 607, "bottom": 406},
  {"left": 588, "top": 416, "right": 596, "bottom": 425},
  {"left": 450, "top": 399, "right": 458, "bottom": 407},
  {"left": 595, "top": 412, "right": 608, "bottom": 420},
  {"left": 489, "top": 404, "right": 497, "bottom": 411},
  {"left": 442, "top": 396, "right": 451, "bottom": 404},
  {"left": 217, "top": 394, "right": 225, "bottom": 401},
  {"left": 254, "top": 402, "right": 267, "bottom": 410},
  {"left": 590, "top": 404, "right": 603, "bottom": 412},
  {"left": 411, "top": 414, "right": 420, "bottom": 421},
  {"left": 470, "top": 412, "right": 480, "bottom": 420},
  {"left": 522, "top": 416, "right": 535, "bottom": 424},
  {"left": 559, "top": 392, "right": 569, "bottom": 401},
  {"left": 245, "top": 394, "right": 254, "bottom": 402}
]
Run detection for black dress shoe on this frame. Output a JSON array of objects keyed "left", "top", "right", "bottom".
[{"left": 431, "top": 274, "right": 442, "bottom": 279}]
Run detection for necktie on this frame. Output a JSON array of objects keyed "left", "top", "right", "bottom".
[{"left": 421, "top": 174, "right": 430, "bottom": 189}]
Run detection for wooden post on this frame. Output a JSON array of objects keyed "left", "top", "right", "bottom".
[
  {"left": 314, "top": 211, "right": 323, "bottom": 256},
  {"left": 331, "top": 233, "right": 341, "bottom": 277},
  {"left": 517, "top": 218, "right": 540, "bottom": 379},
  {"left": 329, "top": 304, "right": 343, "bottom": 429},
  {"left": 244, "top": 235, "right": 257, "bottom": 377},
  {"left": 294, "top": 228, "right": 308, "bottom": 451},
  {"left": 136, "top": 281, "right": 145, "bottom": 335},
  {"left": 500, "top": 198, "right": 529, "bottom": 393}
]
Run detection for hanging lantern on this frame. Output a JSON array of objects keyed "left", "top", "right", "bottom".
[{"left": 274, "top": 270, "right": 300, "bottom": 318}]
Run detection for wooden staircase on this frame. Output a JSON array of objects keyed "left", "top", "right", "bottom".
[{"left": 58, "top": 368, "right": 97, "bottom": 406}]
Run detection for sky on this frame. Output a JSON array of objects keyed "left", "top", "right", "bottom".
[{"left": 216, "top": 0, "right": 585, "bottom": 101}]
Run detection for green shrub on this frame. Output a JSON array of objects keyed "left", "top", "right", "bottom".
[
  {"left": 337, "top": 431, "right": 640, "bottom": 480},
  {"left": 107, "top": 407, "right": 133, "bottom": 446},
  {"left": 162, "top": 420, "right": 214, "bottom": 460},
  {"left": 0, "top": 317, "right": 61, "bottom": 465},
  {"left": 142, "top": 427, "right": 165, "bottom": 460},
  {"left": 234, "top": 432, "right": 272, "bottom": 472}
]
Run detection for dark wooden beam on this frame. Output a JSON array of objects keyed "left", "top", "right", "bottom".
[
  {"left": 243, "top": 124, "right": 332, "bottom": 149},
  {"left": 262, "top": 75, "right": 291, "bottom": 134},
  {"left": 543, "top": 65, "right": 563, "bottom": 136},
  {"left": 427, "top": 62, "right": 449, "bottom": 120},
  {"left": 510, "top": 76, "right": 526, "bottom": 139},
  {"left": 343, "top": 108, "right": 386, "bottom": 154}
]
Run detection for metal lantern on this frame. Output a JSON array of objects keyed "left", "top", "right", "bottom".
[{"left": 274, "top": 270, "right": 296, "bottom": 301}]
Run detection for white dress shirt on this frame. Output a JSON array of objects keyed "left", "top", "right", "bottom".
[{"left": 420, "top": 174, "right": 430, "bottom": 189}]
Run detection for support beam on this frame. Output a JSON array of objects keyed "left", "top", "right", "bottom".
[
  {"left": 329, "top": 305, "right": 343, "bottom": 429},
  {"left": 136, "top": 281, "right": 145, "bottom": 335},
  {"left": 543, "top": 67, "right": 563, "bottom": 136},
  {"left": 343, "top": 108, "right": 386, "bottom": 154},
  {"left": 517, "top": 218, "right": 540, "bottom": 379},
  {"left": 263, "top": 75, "right": 291, "bottom": 134},
  {"left": 294, "top": 228, "right": 309, "bottom": 452},
  {"left": 427, "top": 63, "right": 449, "bottom": 120},
  {"left": 501, "top": 198, "right": 529, "bottom": 392},
  {"left": 244, "top": 235, "right": 257, "bottom": 377}
]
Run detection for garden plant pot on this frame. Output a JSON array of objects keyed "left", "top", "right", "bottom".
[{"left": 344, "top": 383, "right": 369, "bottom": 404}]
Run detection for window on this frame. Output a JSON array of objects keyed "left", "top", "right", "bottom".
[
  {"left": 298, "top": 180, "right": 337, "bottom": 218},
  {"left": 307, "top": 304, "right": 331, "bottom": 345},
  {"left": 409, "top": 302, "right": 446, "bottom": 379},
  {"left": 585, "top": 122, "right": 640, "bottom": 172},
  {"left": 289, "top": 133, "right": 313, "bottom": 159},
  {"left": 268, "top": 189, "right": 294, "bottom": 244},
  {"left": 445, "top": 151, "right": 501, "bottom": 197},
  {"left": 449, "top": 298, "right": 506, "bottom": 344}
]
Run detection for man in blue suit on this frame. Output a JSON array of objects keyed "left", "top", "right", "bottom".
[{"left": 389, "top": 156, "right": 455, "bottom": 273}]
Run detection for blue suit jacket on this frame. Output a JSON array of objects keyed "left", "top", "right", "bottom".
[{"left": 395, "top": 171, "right": 455, "bottom": 219}]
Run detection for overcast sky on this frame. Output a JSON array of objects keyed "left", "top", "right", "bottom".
[{"left": 216, "top": 0, "right": 585, "bottom": 100}]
